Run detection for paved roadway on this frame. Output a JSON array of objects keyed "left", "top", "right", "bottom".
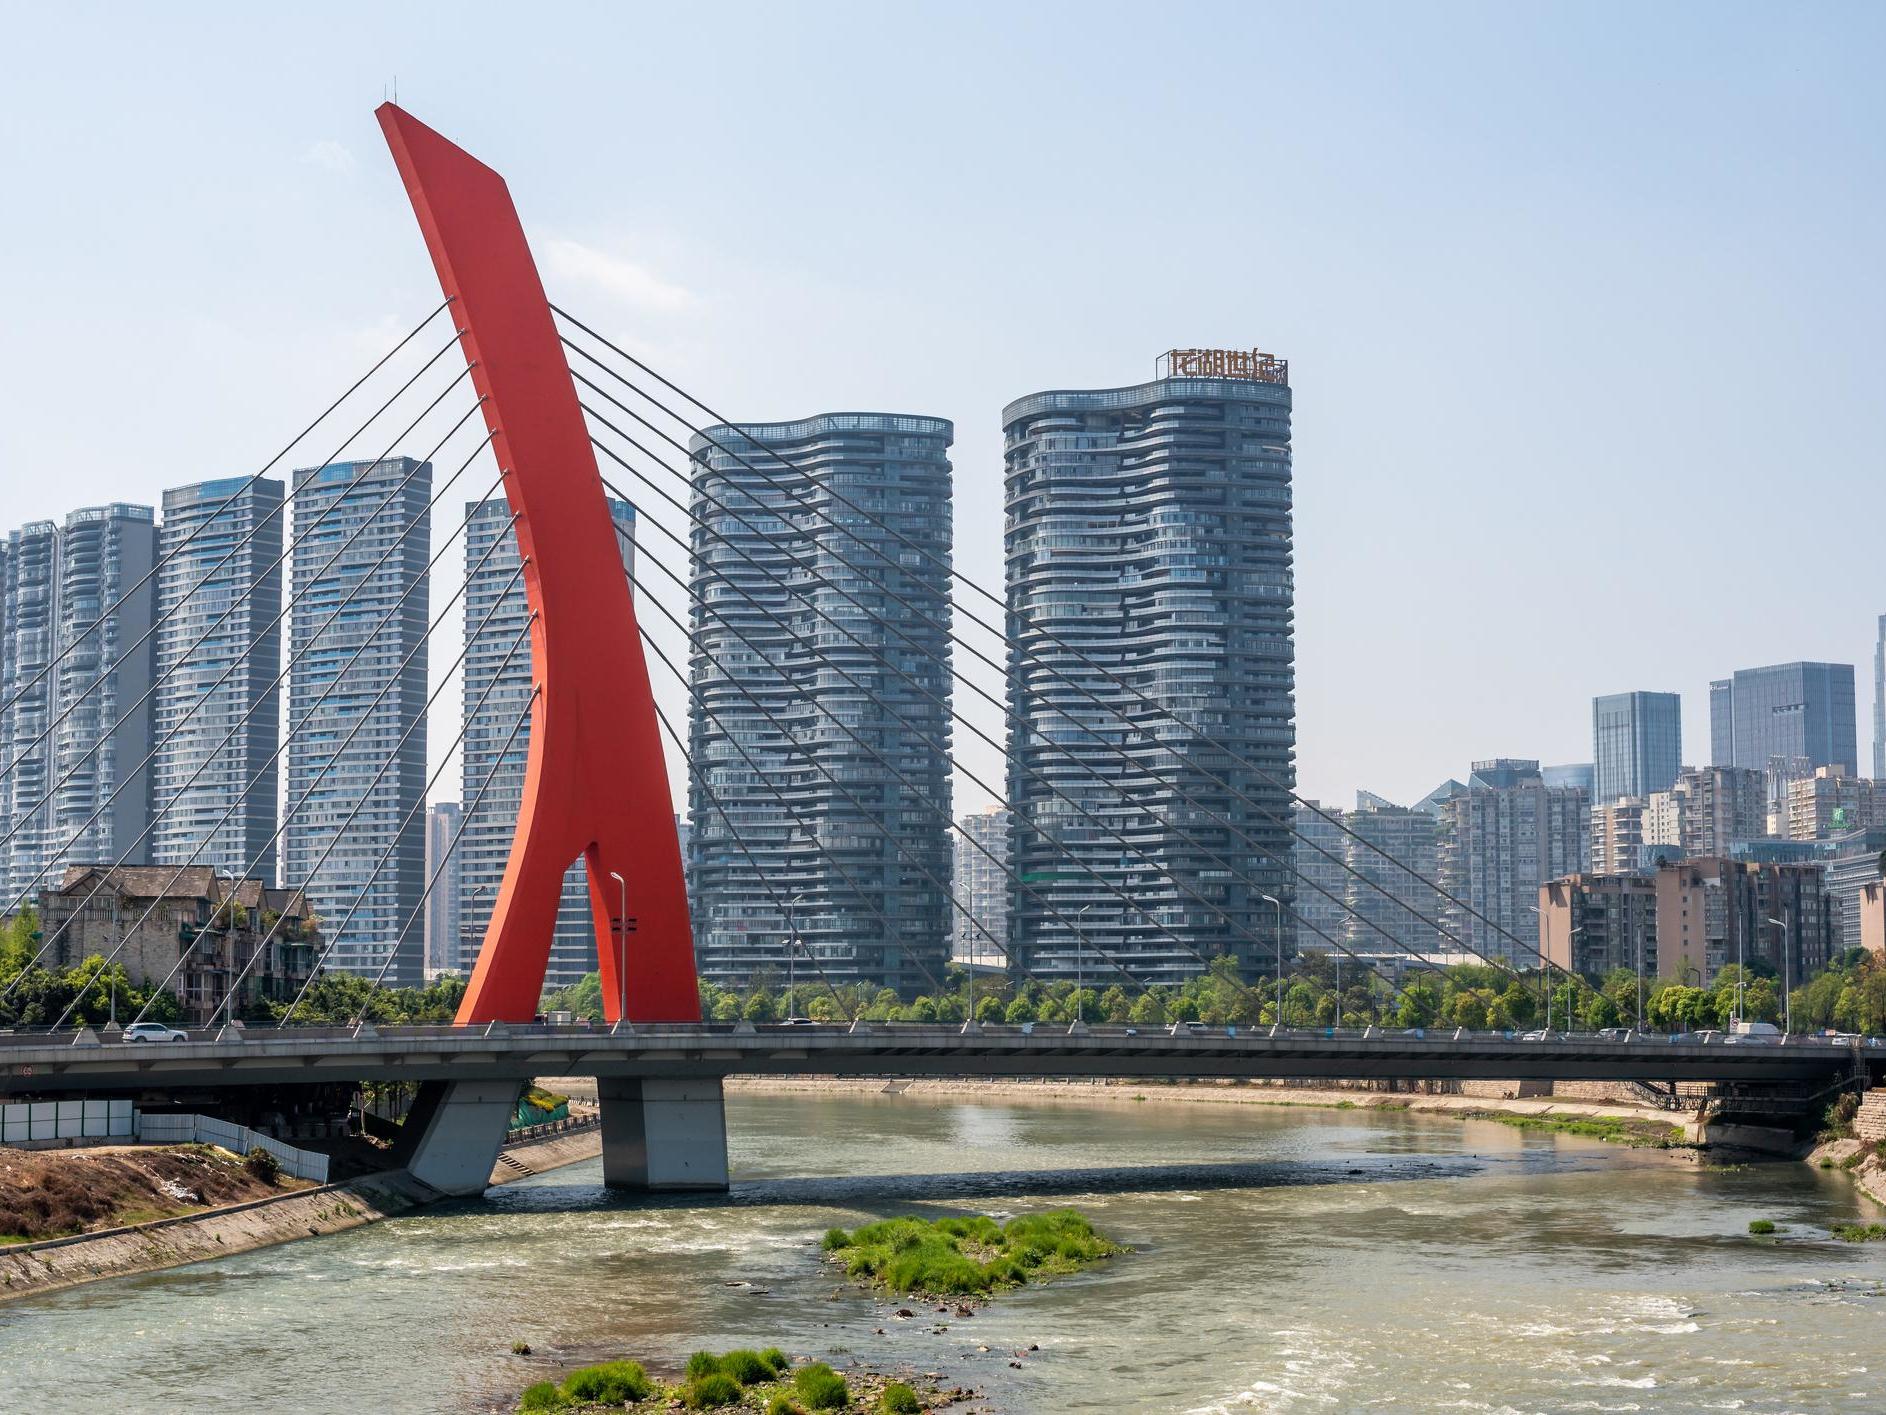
[{"left": 1, "top": 1021, "right": 1878, "bottom": 1095}]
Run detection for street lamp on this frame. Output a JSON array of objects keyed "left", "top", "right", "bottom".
[
  {"left": 1765, "top": 913, "right": 1791, "bottom": 1036},
  {"left": 1068, "top": 904, "right": 1093, "bottom": 1034},
  {"left": 784, "top": 893, "right": 807, "bottom": 1021},
  {"left": 1261, "top": 894, "right": 1284, "bottom": 1025},
  {"left": 607, "top": 870, "right": 628, "bottom": 1024}
]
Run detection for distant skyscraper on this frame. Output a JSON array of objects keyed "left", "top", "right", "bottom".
[
  {"left": 1438, "top": 759, "right": 1588, "bottom": 964},
  {"left": 1710, "top": 661, "right": 1857, "bottom": 776},
  {"left": 1591, "top": 691, "right": 1681, "bottom": 803},
  {"left": 51, "top": 506, "right": 158, "bottom": 877},
  {"left": 150, "top": 478, "right": 284, "bottom": 879},
  {"left": 952, "top": 809, "right": 1011, "bottom": 966},
  {"left": 1875, "top": 616, "right": 1885, "bottom": 778},
  {"left": 284, "top": 458, "right": 431, "bottom": 984},
  {"left": 456, "top": 495, "right": 634, "bottom": 988},
  {"left": 1341, "top": 792, "right": 1443, "bottom": 959},
  {"left": 1, "top": 521, "right": 61, "bottom": 901},
  {"left": 1292, "top": 802, "right": 1350, "bottom": 950},
  {"left": 1674, "top": 765, "right": 1766, "bottom": 856},
  {"left": 688, "top": 412, "right": 953, "bottom": 995},
  {"left": 1006, "top": 351, "right": 1295, "bottom": 985},
  {"left": 423, "top": 801, "right": 462, "bottom": 975}
]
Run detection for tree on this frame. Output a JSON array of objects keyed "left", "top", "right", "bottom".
[
  {"left": 1003, "top": 996, "right": 1037, "bottom": 1025},
  {"left": 1396, "top": 981, "right": 1440, "bottom": 1029}
]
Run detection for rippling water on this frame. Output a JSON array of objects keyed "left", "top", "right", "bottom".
[{"left": 2, "top": 1091, "right": 1883, "bottom": 1413}]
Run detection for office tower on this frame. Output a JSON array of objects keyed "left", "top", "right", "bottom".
[
  {"left": 0, "top": 522, "right": 60, "bottom": 900},
  {"left": 688, "top": 413, "right": 953, "bottom": 994},
  {"left": 283, "top": 458, "right": 431, "bottom": 984},
  {"left": 952, "top": 808, "right": 1012, "bottom": 966},
  {"left": 1293, "top": 802, "right": 1349, "bottom": 952},
  {"left": 1592, "top": 691, "right": 1681, "bottom": 802},
  {"left": 423, "top": 801, "right": 462, "bottom": 974},
  {"left": 456, "top": 495, "right": 634, "bottom": 988},
  {"left": 50, "top": 506, "right": 159, "bottom": 876},
  {"left": 1438, "top": 759, "right": 1588, "bottom": 964},
  {"left": 150, "top": 478, "right": 284, "bottom": 878},
  {"left": 1710, "top": 661, "right": 1857, "bottom": 775},
  {"left": 1341, "top": 791, "right": 1443, "bottom": 959},
  {"left": 1875, "top": 616, "right": 1885, "bottom": 779},
  {"left": 1674, "top": 765, "right": 1767, "bottom": 855},
  {"left": 1006, "top": 349, "right": 1295, "bottom": 985}
]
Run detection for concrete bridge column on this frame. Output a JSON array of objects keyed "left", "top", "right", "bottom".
[
  {"left": 396, "top": 1079, "right": 520, "bottom": 1195},
  {"left": 597, "top": 1077, "right": 729, "bottom": 1191}
]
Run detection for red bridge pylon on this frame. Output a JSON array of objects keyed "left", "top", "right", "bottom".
[{"left": 378, "top": 104, "right": 697, "bottom": 1024}]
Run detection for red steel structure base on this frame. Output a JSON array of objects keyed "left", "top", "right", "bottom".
[{"left": 378, "top": 104, "right": 698, "bottom": 1024}]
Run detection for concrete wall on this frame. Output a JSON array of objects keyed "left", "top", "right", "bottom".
[{"left": 1856, "top": 1090, "right": 1886, "bottom": 1144}]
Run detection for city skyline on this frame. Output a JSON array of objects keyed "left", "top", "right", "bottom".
[{"left": 4, "top": 6, "right": 1883, "bottom": 814}]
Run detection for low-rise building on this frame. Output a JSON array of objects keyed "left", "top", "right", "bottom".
[{"left": 39, "top": 866, "right": 319, "bottom": 1024}]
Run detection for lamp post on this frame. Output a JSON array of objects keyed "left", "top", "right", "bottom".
[
  {"left": 1260, "top": 894, "right": 1284, "bottom": 1024},
  {"left": 1765, "top": 912, "right": 1791, "bottom": 1035},
  {"left": 1068, "top": 904, "right": 1093, "bottom": 1034},
  {"left": 607, "top": 870, "right": 628, "bottom": 1023},
  {"left": 1528, "top": 905, "right": 1553, "bottom": 1033},
  {"left": 784, "top": 893, "right": 807, "bottom": 1021}
]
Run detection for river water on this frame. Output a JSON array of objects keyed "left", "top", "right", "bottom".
[{"left": 4, "top": 1090, "right": 1884, "bottom": 1413}]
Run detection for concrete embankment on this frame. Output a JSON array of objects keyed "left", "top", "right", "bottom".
[
  {"left": 1806, "top": 1090, "right": 1886, "bottom": 1208},
  {"left": 0, "top": 1120, "right": 604, "bottom": 1305}
]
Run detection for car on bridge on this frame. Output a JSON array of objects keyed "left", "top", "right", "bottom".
[{"left": 122, "top": 1022, "right": 189, "bottom": 1044}]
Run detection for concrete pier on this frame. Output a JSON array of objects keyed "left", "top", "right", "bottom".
[{"left": 597, "top": 1077, "right": 730, "bottom": 1191}]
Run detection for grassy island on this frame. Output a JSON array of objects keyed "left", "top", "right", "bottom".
[
  {"left": 821, "top": 1208, "right": 1124, "bottom": 1297},
  {"left": 516, "top": 1349, "right": 950, "bottom": 1412},
  {"left": 1463, "top": 1110, "right": 1685, "bottom": 1148}
]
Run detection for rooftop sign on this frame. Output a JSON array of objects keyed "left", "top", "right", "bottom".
[{"left": 1158, "top": 347, "right": 1289, "bottom": 385}]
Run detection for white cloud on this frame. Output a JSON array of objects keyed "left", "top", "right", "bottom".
[
  {"left": 540, "top": 237, "right": 692, "bottom": 313},
  {"left": 301, "top": 140, "right": 357, "bottom": 176}
]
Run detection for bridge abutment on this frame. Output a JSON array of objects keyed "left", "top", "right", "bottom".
[
  {"left": 396, "top": 1079, "right": 520, "bottom": 1195},
  {"left": 597, "top": 1077, "right": 729, "bottom": 1191}
]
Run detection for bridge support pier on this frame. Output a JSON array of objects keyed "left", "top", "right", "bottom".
[
  {"left": 397, "top": 1079, "right": 519, "bottom": 1196},
  {"left": 597, "top": 1077, "right": 729, "bottom": 1191}
]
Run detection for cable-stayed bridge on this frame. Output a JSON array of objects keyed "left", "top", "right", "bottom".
[{"left": 0, "top": 107, "right": 1870, "bottom": 1194}]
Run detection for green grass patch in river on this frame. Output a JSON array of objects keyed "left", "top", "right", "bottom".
[
  {"left": 1464, "top": 1111, "right": 1685, "bottom": 1148},
  {"left": 821, "top": 1208, "right": 1124, "bottom": 1297}
]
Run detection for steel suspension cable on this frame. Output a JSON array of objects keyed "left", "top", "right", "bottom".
[
  {"left": 621, "top": 494, "right": 1428, "bottom": 1015},
  {"left": 619, "top": 472, "right": 1441, "bottom": 1013},
  {"left": 644, "top": 694, "right": 858, "bottom": 1023},
  {"left": 38, "top": 489, "right": 513, "bottom": 1027},
  {"left": 0, "top": 413, "right": 492, "bottom": 981},
  {"left": 341, "top": 685, "right": 539, "bottom": 1024},
  {"left": 0, "top": 386, "right": 483, "bottom": 885},
  {"left": 119, "top": 540, "right": 525, "bottom": 1031},
  {"left": 575, "top": 378, "right": 1533, "bottom": 991},
  {"left": 0, "top": 333, "right": 470, "bottom": 813},
  {"left": 0, "top": 301, "right": 454, "bottom": 728},
  {"left": 554, "top": 311, "right": 1547, "bottom": 974}
]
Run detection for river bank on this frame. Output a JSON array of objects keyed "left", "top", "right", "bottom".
[{"left": 0, "top": 1120, "right": 604, "bottom": 1305}]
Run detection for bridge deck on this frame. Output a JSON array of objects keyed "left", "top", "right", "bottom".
[{"left": 1, "top": 1023, "right": 1877, "bottom": 1095}]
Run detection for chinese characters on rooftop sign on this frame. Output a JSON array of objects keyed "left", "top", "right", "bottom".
[{"left": 1158, "top": 347, "right": 1289, "bottom": 385}]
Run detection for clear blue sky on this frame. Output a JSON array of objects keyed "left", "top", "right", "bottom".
[{"left": 2, "top": 1, "right": 1881, "bottom": 813}]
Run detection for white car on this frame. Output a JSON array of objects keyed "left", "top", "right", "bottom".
[{"left": 122, "top": 1021, "right": 188, "bottom": 1043}]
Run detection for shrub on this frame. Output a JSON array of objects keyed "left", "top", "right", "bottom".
[
  {"left": 562, "top": 1360, "right": 653, "bottom": 1403},
  {"left": 759, "top": 1348, "right": 791, "bottom": 1375},
  {"left": 719, "top": 1349, "right": 775, "bottom": 1383},
  {"left": 1829, "top": 1221, "right": 1886, "bottom": 1242},
  {"left": 793, "top": 1362, "right": 850, "bottom": 1410},
  {"left": 686, "top": 1351, "right": 724, "bottom": 1379},
  {"left": 881, "top": 1381, "right": 922, "bottom": 1413},
  {"left": 510, "top": 1340, "right": 532, "bottom": 1355},
  {"left": 681, "top": 1372, "right": 745, "bottom": 1408},
  {"left": 822, "top": 1227, "right": 851, "bottom": 1250},
  {"left": 766, "top": 1397, "right": 805, "bottom": 1415},
  {"left": 1748, "top": 1219, "right": 1777, "bottom": 1235},
  {"left": 518, "top": 1382, "right": 566, "bottom": 1412},
  {"left": 243, "top": 1146, "right": 281, "bottom": 1184}
]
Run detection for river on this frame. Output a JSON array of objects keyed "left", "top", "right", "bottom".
[{"left": 3, "top": 1090, "right": 1884, "bottom": 1413}]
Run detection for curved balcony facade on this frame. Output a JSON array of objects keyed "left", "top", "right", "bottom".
[{"left": 1003, "top": 372, "right": 1295, "bottom": 986}]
